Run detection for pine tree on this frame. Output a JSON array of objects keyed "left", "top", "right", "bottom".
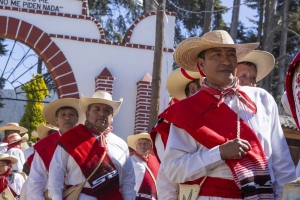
[
  {"left": 0, "top": 38, "right": 7, "bottom": 124},
  {"left": 19, "top": 74, "right": 49, "bottom": 140}
]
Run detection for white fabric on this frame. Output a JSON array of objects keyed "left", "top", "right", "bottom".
[
  {"left": 27, "top": 152, "right": 49, "bottom": 200},
  {"left": 0, "top": 143, "right": 7, "bottom": 154},
  {"left": 48, "top": 131, "right": 136, "bottom": 200},
  {"left": 130, "top": 154, "right": 146, "bottom": 194},
  {"left": 154, "top": 134, "right": 164, "bottom": 162},
  {"left": 161, "top": 86, "right": 296, "bottom": 200},
  {"left": 7, "top": 172, "right": 25, "bottom": 195},
  {"left": 281, "top": 91, "right": 293, "bottom": 116},
  {"left": 19, "top": 179, "right": 28, "bottom": 200},
  {"left": 6, "top": 148, "right": 25, "bottom": 172},
  {"left": 23, "top": 146, "right": 34, "bottom": 161}
]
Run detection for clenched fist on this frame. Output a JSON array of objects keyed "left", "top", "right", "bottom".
[{"left": 219, "top": 138, "right": 251, "bottom": 160}]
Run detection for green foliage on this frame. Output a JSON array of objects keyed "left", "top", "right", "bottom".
[{"left": 19, "top": 74, "right": 49, "bottom": 141}]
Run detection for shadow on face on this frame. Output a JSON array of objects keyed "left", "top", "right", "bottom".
[{"left": 237, "top": 62, "right": 257, "bottom": 87}]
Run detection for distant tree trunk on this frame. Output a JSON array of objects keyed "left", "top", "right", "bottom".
[
  {"left": 256, "top": 0, "right": 265, "bottom": 48},
  {"left": 202, "top": 0, "right": 214, "bottom": 35},
  {"left": 144, "top": 0, "right": 157, "bottom": 13},
  {"left": 229, "top": 0, "right": 240, "bottom": 42},
  {"left": 260, "top": 0, "right": 278, "bottom": 92},
  {"left": 276, "top": 0, "right": 289, "bottom": 114},
  {"left": 148, "top": 0, "right": 166, "bottom": 132}
]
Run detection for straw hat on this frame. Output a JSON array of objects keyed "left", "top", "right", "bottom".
[
  {"left": 31, "top": 131, "right": 39, "bottom": 138},
  {"left": 21, "top": 133, "right": 29, "bottom": 143},
  {"left": 7, "top": 133, "right": 22, "bottom": 145},
  {"left": 43, "top": 98, "right": 84, "bottom": 126},
  {"left": 0, "top": 123, "right": 27, "bottom": 134},
  {"left": 36, "top": 124, "right": 58, "bottom": 140},
  {"left": 0, "top": 154, "right": 18, "bottom": 164},
  {"left": 79, "top": 91, "right": 123, "bottom": 116},
  {"left": 127, "top": 132, "right": 151, "bottom": 151},
  {"left": 237, "top": 50, "right": 275, "bottom": 82},
  {"left": 174, "top": 30, "right": 259, "bottom": 71},
  {"left": 166, "top": 68, "right": 203, "bottom": 100}
]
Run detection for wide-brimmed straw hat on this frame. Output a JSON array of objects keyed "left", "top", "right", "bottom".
[
  {"left": 174, "top": 30, "right": 259, "bottom": 71},
  {"left": 0, "top": 123, "right": 27, "bottom": 134},
  {"left": 237, "top": 50, "right": 275, "bottom": 82},
  {"left": 166, "top": 68, "right": 203, "bottom": 100},
  {"left": 79, "top": 91, "right": 123, "bottom": 116},
  {"left": 0, "top": 154, "right": 18, "bottom": 164},
  {"left": 43, "top": 98, "right": 84, "bottom": 126},
  {"left": 7, "top": 133, "right": 23, "bottom": 145},
  {"left": 35, "top": 124, "right": 58, "bottom": 140},
  {"left": 127, "top": 132, "right": 151, "bottom": 151}
]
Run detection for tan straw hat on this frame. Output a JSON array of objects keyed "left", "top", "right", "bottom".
[
  {"left": 79, "top": 91, "right": 123, "bottom": 116},
  {"left": 166, "top": 68, "right": 203, "bottom": 100},
  {"left": 43, "top": 98, "right": 84, "bottom": 126},
  {"left": 238, "top": 50, "right": 275, "bottom": 82},
  {"left": 0, "top": 154, "right": 18, "bottom": 164},
  {"left": 0, "top": 122, "right": 27, "bottom": 134},
  {"left": 174, "top": 30, "right": 259, "bottom": 71},
  {"left": 127, "top": 132, "right": 151, "bottom": 151},
  {"left": 31, "top": 131, "right": 39, "bottom": 138},
  {"left": 7, "top": 133, "right": 22, "bottom": 145},
  {"left": 36, "top": 124, "right": 58, "bottom": 140}
]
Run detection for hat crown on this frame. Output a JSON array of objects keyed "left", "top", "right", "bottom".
[
  {"left": 7, "top": 133, "right": 21, "bottom": 144},
  {"left": 6, "top": 122, "right": 19, "bottom": 127},
  {"left": 202, "top": 30, "right": 235, "bottom": 44},
  {"left": 92, "top": 91, "right": 112, "bottom": 101}
]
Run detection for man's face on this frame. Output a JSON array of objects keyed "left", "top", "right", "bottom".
[
  {"left": 136, "top": 138, "right": 152, "bottom": 156},
  {"left": 4, "top": 130, "right": 20, "bottom": 139},
  {"left": 55, "top": 108, "right": 78, "bottom": 133},
  {"left": 198, "top": 48, "right": 237, "bottom": 87},
  {"left": 237, "top": 63, "right": 257, "bottom": 87},
  {"left": 86, "top": 103, "right": 113, "bottom": 131}
]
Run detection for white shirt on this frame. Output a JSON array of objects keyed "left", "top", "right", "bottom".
[
  {"left": 161, "top": 86, "right": 296, "bottom": 200},
  {"left": 48, "top": 131, "right": 136, "bottom": 200},
  {"left": 130, "top": 155, "right": 146, "bottom": 194},
  {"left": 6, "top": 148, "right": 25, "bottom": 172},
  {"left": 7, "top": 172, "right": 25, "bottom": 195},
  {"left": 23, "top": 146, "right": 34, "bottom": 161},
  {"left": 0, "top": 143, "right": 8, "bottom": 154}
]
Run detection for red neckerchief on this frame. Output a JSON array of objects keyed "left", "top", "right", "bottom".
[
  {"left": 7, "top": 143, "right": 20, "bottom": 151},
  {"left": 84, "top": 120, "right": 113, "bottom": 150},
  {"left": 0, "top": 164, "right": 11, "bottom": 193},
  {"left": 168, "top": 97, "right": 180, "bottom": 106},
  {"left": 201, "top": 78, "right": 257, "bottom": 114},
  {"left": 134, "top": 152, "right": 149, "bottom": 162}
]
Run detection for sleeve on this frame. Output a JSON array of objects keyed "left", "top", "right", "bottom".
[
  {"left": 163, "top": 124, "right": 224, "bottom": 183},
  {"left": 157, "top": 165, "right": 178, "bottom": 200},
  {"left": 155, "top": 134, "right": 165, "bottom": 162},
  {"left": 269, "top": 95, "right": 297, "bottom": 199},
  {"left": 26, "top": 152, "right": 48, "bottom": 200},
  {"left": 11, "top": 150, "right": 24, "bottom": 172},
  {"left": 119, "top": 146, "right": 136, "bottom": 200},
  {"left": 8, "top": 173, "right": 25, "bottom": 195},
  {"left": 48, "top": 146, "right": 68, "bottom": 200},
  {"left": 130, "top": 156, "right": 145, "bottom": 193}
]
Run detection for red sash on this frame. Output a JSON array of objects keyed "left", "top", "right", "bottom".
[
  {"left": 34, "top": 131, "right": 60, "bottom": 171},
  {"left": 57, "top": 124, "right": 122, "bottom": 200},
  {"left": 159, "top": 90, "right": 274, "bottom": 199},
  {"left": 136, "top": 154, "right": 159, "bottom": 200}
]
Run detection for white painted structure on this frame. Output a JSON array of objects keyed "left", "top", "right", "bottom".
[{"left": 0, "top": 0, "right": 176, "bottom": 140}]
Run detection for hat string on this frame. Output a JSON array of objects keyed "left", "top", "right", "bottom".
[{"left": 180, "top": 68, "right": 196, "bottom": 80}]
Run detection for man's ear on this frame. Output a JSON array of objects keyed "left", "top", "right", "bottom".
[
  {"left": 189, "top": 83, "right": 197, "bottom": 96},
  {"left": 197, "top": 58, "right": 205, "bottom": 73},
  {"left": 55, "top": 118, "right": 59, "bottom": 126}
]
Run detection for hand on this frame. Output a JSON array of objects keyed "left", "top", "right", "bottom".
[{"left": 219, "top": 138, "right": 251, "bottom": 160}]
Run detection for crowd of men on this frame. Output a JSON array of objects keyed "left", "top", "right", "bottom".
[{"left": 0, "top": 30, "right": 297, "bottom": 200}]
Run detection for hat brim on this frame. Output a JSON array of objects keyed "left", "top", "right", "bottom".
[
  {"left": 43, "top": 98, "right": 84, "bottom": 127},
  {"left": 238, "top": 50, "right": 275, "bottom": 82},
  {"left": 0, "top": 126, "right": 27, "bottom": 134},
  {"left": 166, "top": 68, "right": 203, "bottom": 100},
  {"left": 174, "top": 37, "right": 259, "bottom": 71},
  {"left": 31, "top": 131, "right": 39, "bottom": 138},
  {"left": 127, "top": 133, "right": 151, "bottom": 151},
  {"left": 37, "top": 124, "right": 58, "bottom": 140},
  {"left": 21, "top": 133, "right": 29, "bottom": 143},
  {"left": 0, "top": 154, "right": 18, "bottom": 164},
  {"left": 79, "top": 94, "right": 122, "bottom": 117}
]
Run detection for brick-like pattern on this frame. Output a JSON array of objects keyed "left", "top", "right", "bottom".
[
  {"left": 134, "top": 73, "right": 152, "bottom": 133},
  {"left": 95, "top": 68, "right": 115, "bottom": 95},
  {"left": 0, "top": 16, "right": 79, "bottom": 99},
  {"left": 0, "top": 5, "right": 175, "bottom": 52}
]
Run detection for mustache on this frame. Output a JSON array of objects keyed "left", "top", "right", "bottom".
[{"left": 64, "top": 121, "right": 74, "bottom": 125}]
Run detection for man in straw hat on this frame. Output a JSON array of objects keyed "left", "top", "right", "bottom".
[
  {"left": 0, "top": 122, "right": 28, "bottom": 154},
  {"left": 149, "top": 68, "right": 202, "bottom": 199},
  {"left": 128, "top": 132, "right": 159, "bottom": 199},
  {"left": 236, "top": 50, "right": 275, "bottom": 87},
  {"left": 158, "top": 30, "right": 295, "bottom": 199},
  {"left": 26, "top": 98, "right": 81, "bottom": 200},
  {"left": 48, "top": 91, "right": 135, "bottom": 199},
  {"left": 6, "top": 133, "right": 26, "bottom": 172}
]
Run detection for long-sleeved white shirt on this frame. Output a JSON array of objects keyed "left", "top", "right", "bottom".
[
  {"left": 48, "top": 131, "right": 136, "bottom": 200},
  {"left": 130, "top": 155, "right": 146, "bottom": 194},
  {"left": 161, "top": 86, "right": 296, "bottom": 200},
  {"left": 23, "top": 146, "right": 34, "bottom": 161},
  {"left": 7, "top": 172, "right": 25, "bottom": 195},
  {"left": 6, "top": 148, "right": 25, "bottom": 172}
]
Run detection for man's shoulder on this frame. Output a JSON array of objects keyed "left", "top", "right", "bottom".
[
  {"left": 240, "top": 86, "right": 274, "bottom": 101},
  {"left": 109, "top": 132, "right": 128, "bottom": 150}
]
